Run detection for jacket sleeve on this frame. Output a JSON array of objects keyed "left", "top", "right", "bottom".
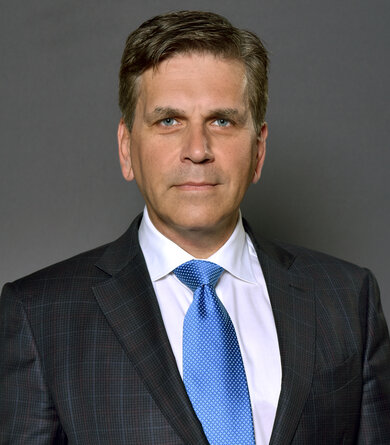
[
  {"left": 0, "top": 283, "right": 66, "bottom": 444},
  {"left": 357, "top": 270, "right": 390, "bottom": 444}
]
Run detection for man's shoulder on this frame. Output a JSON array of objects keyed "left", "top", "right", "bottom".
[
  {"left": 2, "top": 242, "right": 112, "bottom": 304},
  {"left": 247, "top": 220, "right": 364, "bottom": 270},
  {"left": 4, "top": 215, "right": 144, "bottom": 301},
  {"left": 245, "top": 219, "right": 372, "bottom": 285},
  {"left": 280, "top": 238, "right": 364, "bottom": 267},
  {"left": 24, "top": 242, "right": 110, "bottom": 279},
  {"left": 264, "top": 237, "right": 373, "bottom": 286}
]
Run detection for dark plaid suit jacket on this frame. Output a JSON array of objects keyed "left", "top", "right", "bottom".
[{"left": 1, "top": 214, "right": 390, "bottom": 444}]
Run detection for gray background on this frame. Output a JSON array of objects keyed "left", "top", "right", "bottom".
[{"left": 1, "top": 1, "right": 389, "bottom": 322}]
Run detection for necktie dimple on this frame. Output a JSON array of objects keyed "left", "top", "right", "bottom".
[{"left": 174, "top": 259, "right": 255, "bottom": 445}]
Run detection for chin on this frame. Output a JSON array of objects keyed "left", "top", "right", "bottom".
[{"left": 169, "top": 206, "right": 235, "bottom": 233}]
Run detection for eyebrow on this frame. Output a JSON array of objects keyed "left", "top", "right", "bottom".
[
  {"left": 210, "top": 108, "right": 248, "bottom": 125},
  {"left": 145, "top": 107, "right": 185, "bottom": 124}
]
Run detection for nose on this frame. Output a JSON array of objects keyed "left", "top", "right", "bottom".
[{"left": 181, "top": 123, "right": 214, "bottom": 164}]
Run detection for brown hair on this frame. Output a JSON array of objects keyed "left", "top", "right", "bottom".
[{"left": 119, "top": 11, "right": 269, "bottom": 133}]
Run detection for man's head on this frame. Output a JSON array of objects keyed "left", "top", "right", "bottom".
[
  {"left": 118, "top": 11, "right": 269, "bottom": 256},
  {"left": 119, "top": 10, "right": 269, "bottom": 134}
]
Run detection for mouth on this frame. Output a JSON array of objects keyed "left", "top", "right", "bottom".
[{"left": 174, "top": 182, "right": 218, "bottom": 191}]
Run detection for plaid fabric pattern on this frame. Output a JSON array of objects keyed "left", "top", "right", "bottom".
[{"left": 0, "top": 214, "right": 389, "bottom": 444}]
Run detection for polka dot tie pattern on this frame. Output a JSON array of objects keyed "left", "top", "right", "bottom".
[{"left": 174, "top": 260, "right": 255, "bottom": 445}]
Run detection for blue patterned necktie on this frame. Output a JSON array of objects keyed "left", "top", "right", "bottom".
[{"left": 174, "top": 260, "right": 255, "bottom": 445}]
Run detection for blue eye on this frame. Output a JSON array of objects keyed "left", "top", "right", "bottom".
[
  {"left": 161, "top": 117, "right": 177, "bottom": 126},
  {"left": 214, "top": 119, "right": 230, "bottom": 127}
]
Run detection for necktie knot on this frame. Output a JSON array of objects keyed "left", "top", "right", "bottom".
[{"left": 173, "top": 259, "right": 224, "bottom": 292}]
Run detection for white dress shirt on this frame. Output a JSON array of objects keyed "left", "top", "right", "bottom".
[{"left": 138, "top": 207, "right": 281, "bottom": 444}]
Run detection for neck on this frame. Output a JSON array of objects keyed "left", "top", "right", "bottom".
[
  {"left": 167, "top": 228, "right": 234, "bottom": 259},
  {"left": 148, "top": 212, "right": 239, "bottom": 259}
]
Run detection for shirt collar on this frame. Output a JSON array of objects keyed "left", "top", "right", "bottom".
[{"left": 138, "top": 207, "right": 257, "bottom": 284}]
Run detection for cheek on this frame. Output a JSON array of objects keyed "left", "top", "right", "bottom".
[
  {"left": 222, "top": 142, "right": 257, "bottom": 181},
  {"left": 136, "top": 135, "right": 177, "bottom": 169},
  {"left": 131, "top": 141, "right": 175, "bottom": 195}
]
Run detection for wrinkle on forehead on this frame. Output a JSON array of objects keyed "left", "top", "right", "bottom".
[{"left": 134, "top": 53, "right": 252, "bottom": 129}]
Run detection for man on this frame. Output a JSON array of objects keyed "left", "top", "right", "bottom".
[{"left": 1, "top": 10, "right": 389, "bottom": 445}]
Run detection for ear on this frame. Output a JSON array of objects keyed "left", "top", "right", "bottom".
[
  {"left": 252, "top": 122, "right": 268, "bottom": 184},
  {"left": 118, "top": 118, "right": 134, "bottom": 181}
]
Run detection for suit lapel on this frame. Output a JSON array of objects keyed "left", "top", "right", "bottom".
[
  {"left": 246, "top": 223, "right": 316, "bottom": 445},
  {"left": 92, "top": 215, "right": 208, "bottom": 445}
]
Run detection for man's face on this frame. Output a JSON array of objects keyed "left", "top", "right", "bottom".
[{"left": 118, "top": 53, "right": 267, "bottom": 246}]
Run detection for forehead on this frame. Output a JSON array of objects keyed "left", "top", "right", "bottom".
[{"left": 136, "top": 53, "right": 248, "bottom": 111}]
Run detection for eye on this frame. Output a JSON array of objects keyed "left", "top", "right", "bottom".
[
  {"left": 212, "top": 118, "right": 231, "bottom": 127},
  {"left": 160, "top": 117, "right": 178, "bottom": 127}
]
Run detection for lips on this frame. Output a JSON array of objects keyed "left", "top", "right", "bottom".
[{"left": 174, "top": 182, "right": 217, "bottom": 190}]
